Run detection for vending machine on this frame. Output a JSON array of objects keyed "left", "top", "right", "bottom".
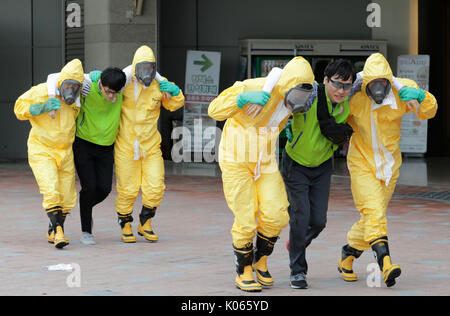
[{"left": 239, "top": 39, "right": 387, "bottom": 81}]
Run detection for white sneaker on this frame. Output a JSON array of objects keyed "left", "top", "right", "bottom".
[{"left": 80, "top": 232, "right": 96, "bottom": 245}]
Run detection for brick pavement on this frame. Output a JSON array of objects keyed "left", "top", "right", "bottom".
[{"left": 0, "top": 162, "right": 448, "bottom": 296}]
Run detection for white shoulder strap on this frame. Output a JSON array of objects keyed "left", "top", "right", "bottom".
[{"left": 46, "top": 72, "right": 60, "bottom": 96}]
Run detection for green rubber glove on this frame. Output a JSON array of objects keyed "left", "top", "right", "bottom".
[
  {"left": 281, "top": 121, "right": 293, "bottom": 142},
  {"left": 236, "top": 91, "right": 270, "bottom": 109},
  {"left": 398, "top": 86, "right": 426, "bottom": 103},
  {"left": 158, "top": 81, "right": 180, "bottom": 96},
  {"left": 30, "top": 98, "right": 61, "bottom": 116},
  {"left": 89, "top": 70, "right": 102, "bottom": 83}
]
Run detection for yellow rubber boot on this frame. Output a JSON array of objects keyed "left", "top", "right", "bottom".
[
  {"left": 381, "top": 256, "right": 402, "bottom": 287},
  {"left": 235, "top": 266, "right": 262, "bottom": 292},
  {"left": 54, "top": 226, "right": 69, "bottom": 249},
  {"left": 46, "top": 208, "right": 69, "bottom": 249},
  {"left": 234, "top": 244, "right": 262, "bottom": 292},
  {"left": 137, "top": 206, "right": 158, "bottom": 242},
  {"left": 121, "top": 222, "right": 136, "bottom": 243},
  {"left": 138, "top": 219, "right": 159, "bottom": 242},
  {"left": 253, "top": 255, "right": 273, "bottom": 286},
  {"left": 47, "top": 212, "right": 69, "bottom": 244},
  {"left": 252, "top": 233, "right": 278, "bottom": 286},
  {"left": 371, "top": 237, "right": 401, "bottom": 287},
  {"left": 118, "top": 214, "right": 136, "bottom": 243},
  {"left": 338, "top": 244, "right": 363, "bottom": 282}
]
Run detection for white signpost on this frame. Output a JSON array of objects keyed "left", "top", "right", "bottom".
[
  {"left": 183, "top": 50, "right": 221, "bottom": 161},
  {"left": 397, "top": 55, "right": 430, "bottom": 154}
]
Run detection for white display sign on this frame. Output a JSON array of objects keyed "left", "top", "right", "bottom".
[
  {"left": 397, "top": 55, "right": 430, "bottom": 154},
  {"left": 183, "top": 50, "right": 221, "bottom": 154}
]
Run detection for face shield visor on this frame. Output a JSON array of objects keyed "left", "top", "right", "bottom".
[
  {"left": 135, "top": 61, "right": 156, "bottom": 87},
  {"left": 285, "top": 84, "right": 313, "bottom": 114},
  {"left": 58, "top": 79, "right": 81, "bottom": 105},
  {"left": 366, "top": 79, "right": 391, "bottom": 104}
]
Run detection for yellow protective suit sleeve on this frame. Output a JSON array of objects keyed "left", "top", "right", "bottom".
[
  {"left": 14, "top": 85, "right": 48, "bottom": 120},
  {"left": 418, "top": 91, "right": 438, "bottom": 120},
  {"left": 396, "top": 78, "right": 438, "bottom": 120},
  {"left": 154, "top": 74, "right": 185, "bottom": 112},
  {"left": 208, "top": 81, "right": 245, "bottom": 121},
  {"left": 160, "top": 82, "right": 185, "bottom": 112}
]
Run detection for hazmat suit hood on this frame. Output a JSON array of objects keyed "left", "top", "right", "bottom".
[
  {"left": 274, "top": 56, "right": 315, "bottom": 97},
  {"left": 131, "top": 45, "right": 156, "bottom": 86},
  {"left": 272, "top": 57, "right": 315, "bottom": 113},
  {"left": 361, "top": 53, "right": 393, "bottom": 98},
  {"left": 57, "top": 58, "right": 84, "bottom": 89},
  {"left": 57, "top": 59, "right": 84, "bottom": 105}
]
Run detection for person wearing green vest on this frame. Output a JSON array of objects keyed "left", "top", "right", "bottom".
[
  {"left": 281, "top": 59, "right": 356, "bottom": 289},
  {"left": 73, "top": 67, "right": 126, "bottom": 245}
]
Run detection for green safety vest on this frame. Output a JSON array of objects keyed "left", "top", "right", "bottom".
[
  {"left": 285, "top": 89, "right": 350, "bottom": 167},
  {"left": 76, "top": 81, "right": 123, "bottom": 146}
]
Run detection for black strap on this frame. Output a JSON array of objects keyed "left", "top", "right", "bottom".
[
  {"left": 316, "top": 84, "right": 331, "bottom": 122},
  {"left": 316, "top": 84, "right": 353, "bottom": 146}
]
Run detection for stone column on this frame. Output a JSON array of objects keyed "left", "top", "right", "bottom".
[
  {"left": 84, "top": 0, "right": 158, "bottom": 71},
  {"left": 371, "top": 0, "right": 417, "bottom": 74}
]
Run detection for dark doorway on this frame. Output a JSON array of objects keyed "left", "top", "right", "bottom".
[{"left": 419, "top": 0, "right": 450, "bottom": 156}]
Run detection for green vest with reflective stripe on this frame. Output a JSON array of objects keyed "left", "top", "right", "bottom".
[
  {"left": 76, "top": 81, "right": 122, "bottom": 146},
  {"left": 285, "top": 89, "right": 350, "bottom": 167}
]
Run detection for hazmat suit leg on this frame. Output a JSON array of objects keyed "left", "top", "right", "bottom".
[
  {"left": 141, "top": 150, "right": 165, "bottom": 209},
  {"left": 114, "top": 150, "right": 141, "bottom": 243},
  {"left": 136, "top": 150, "right": 164, "bottom": 242},
  {"left": 59, "top": 150, "right": 77, "bottom": 213},
  {"left": 347, "top": 161, "right": 399, "bottom": 251},
  {"left": 220, "top": 161, "right": 259, "bottom": 248},
  {"left": 255, "top": 168, "right": 290, "bottom": 238},
  {"left": 253, "top": 168, "right": 289, "bottom": 286},
  {"left": 28, "top": 148, "right": 77, "bottom": 213},
  {"left": 114, "top": 150, "right": 165, "bottom": 218},
  {"left": 115, "top": 150, "right": 141, "bottom": 217},
  {"left": 220, "top": 162, "right": 289, "bottom": 248},
  {"left": 28, "top": 152, "right": 62, "bottom": 211}
]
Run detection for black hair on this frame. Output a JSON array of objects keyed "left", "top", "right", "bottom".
[
  {"left": 101, "top": 67, "right": 126, "bottom": 92},
  {"left": 324, "top": 59, "right": 356, "bottom": 83}
]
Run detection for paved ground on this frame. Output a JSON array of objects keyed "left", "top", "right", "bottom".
[{"left": 0, "top": 161, "right": 449, "bottom": 296}]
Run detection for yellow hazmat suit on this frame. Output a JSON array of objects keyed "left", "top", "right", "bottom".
[
  {"left": 209, "top": 57, "right": 315, "bottom": 291},
  {"left": 14, "top": 59, "right": 84, "bottom": 213},
  {"left": 209, "top": 56, "right": 314, "bottom": 247},
  {"left": 345, "top": 53, "right": 437, "bottom": 251},
  {"left": 115, "top": 46, "right": 185, "bottom": 230}
]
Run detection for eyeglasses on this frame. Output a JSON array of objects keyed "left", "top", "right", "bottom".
[{"left": 328, "top": 78, "right": 353, "bottom": 91}]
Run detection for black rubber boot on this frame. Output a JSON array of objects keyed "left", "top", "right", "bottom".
[
  {"left": 338, "top": 244, "right": 363, "bottom": 282},
  {"left": 253, "top": 232, "right": 278, "bottom": 286},
  {"left": 46, "top": 207, "right": 68, "bottom": 249},
  {"left": 138, "top": 206, "right": 158, "bottom": 242},
  {"left": 234, "top": 243, "right": 262, "bottom": 292},
  {"left": 370, "top": 236, "right": 402, "bottom": 287},
  {"left": 118, "top": 214, "right": 136, "bottom": 243}
]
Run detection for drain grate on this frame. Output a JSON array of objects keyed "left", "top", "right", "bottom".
[{"left": 394, "top": 191, "right": 450, "bottom": 204}]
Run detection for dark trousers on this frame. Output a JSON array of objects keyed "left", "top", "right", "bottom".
[
  {"left": 281, "top": 151, "right": 332, "bottom": 275},
  {"left": 73, "top": 137, "right": 114, "bottom": 234}
]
